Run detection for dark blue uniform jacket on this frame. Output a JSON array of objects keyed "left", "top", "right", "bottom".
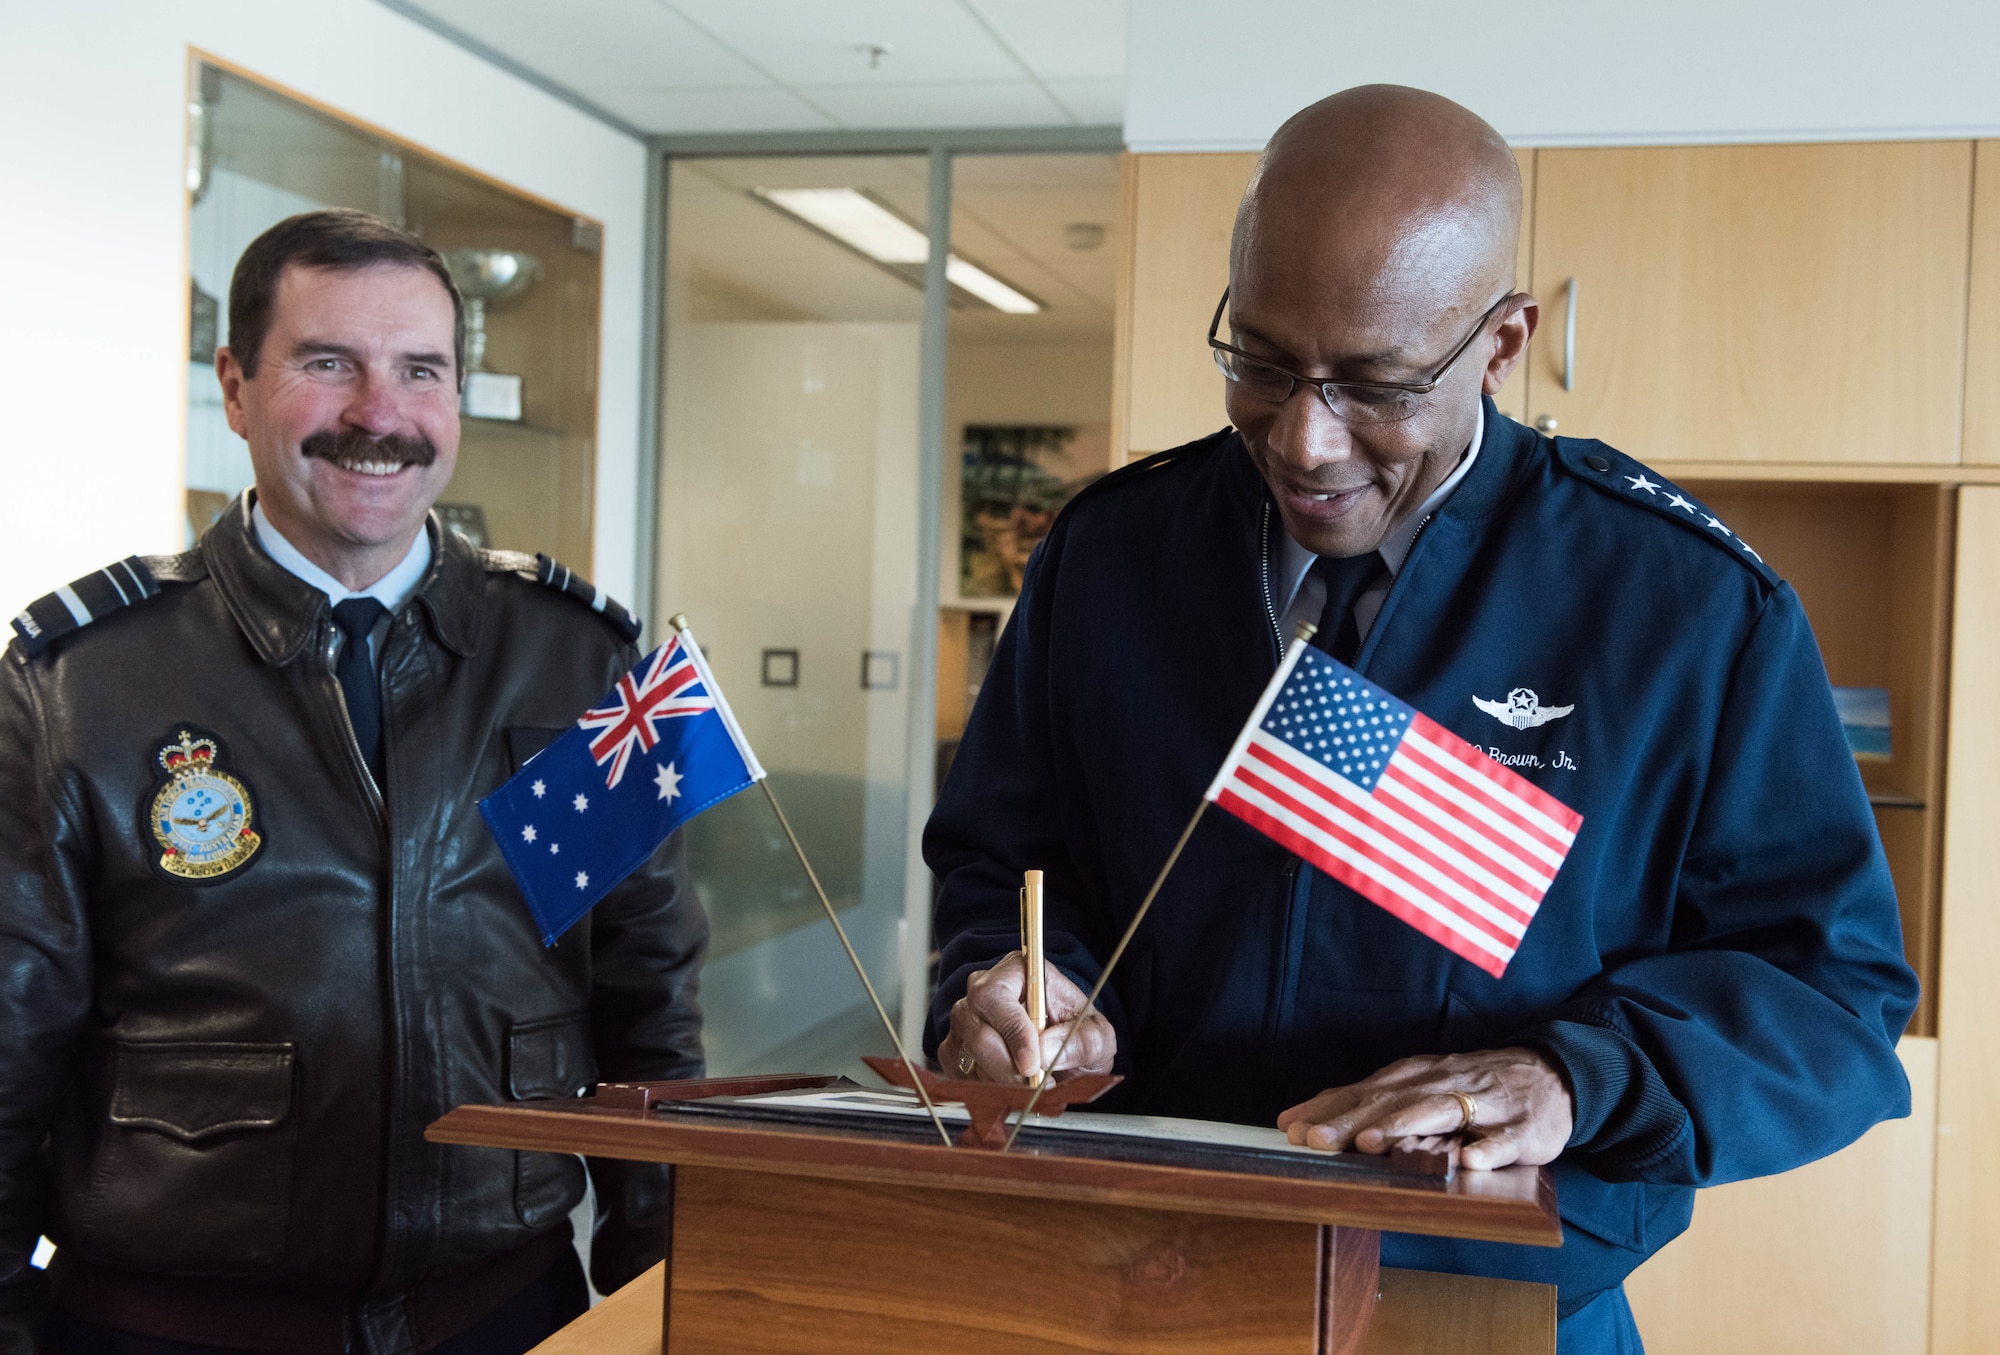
[{"left": 925, "top": 404, "right": 1918, "bottom": 1314}]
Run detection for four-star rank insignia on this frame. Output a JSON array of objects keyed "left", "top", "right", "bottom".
[{"left": 145, "top": 728, "right": 262, "bottom": 883}]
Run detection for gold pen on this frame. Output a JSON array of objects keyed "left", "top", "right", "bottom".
[{"left": 1022, "top": 868, "right": 1047, "bottom": 1088}]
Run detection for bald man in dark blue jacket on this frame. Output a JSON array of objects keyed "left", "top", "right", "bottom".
[{"left": 925, "top": 87, "right": 1916, "bottom": 1354}]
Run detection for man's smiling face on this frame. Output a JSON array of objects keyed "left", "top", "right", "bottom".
[{"left": 218, "top": 261, "right": 460, "bottom": 586}]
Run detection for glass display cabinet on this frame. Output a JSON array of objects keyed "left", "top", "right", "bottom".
[{"left": 184, "top": 59, "right": 601, "bottom": 564}]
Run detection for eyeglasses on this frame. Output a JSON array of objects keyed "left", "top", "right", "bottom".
[{"left": 1207, "top": 289, "right": 1520, "bottom": 425}]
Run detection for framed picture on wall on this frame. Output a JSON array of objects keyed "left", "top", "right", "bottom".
[{"left": 959, "top": 425, "right": 1105, "bottom": 599}]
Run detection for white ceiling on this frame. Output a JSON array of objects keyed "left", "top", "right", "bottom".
[{"left": 404, "top": 0, "right": 1128, "bottom": 135}]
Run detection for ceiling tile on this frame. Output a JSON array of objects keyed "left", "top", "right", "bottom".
[
  {"left": 664, "top": 0, "right": 1024, "bottom": 87},
  {"left": 596, "top": 85, "right": 840, "bottom": 133},
  {"left": 1039, "top": 78, "right": 1126, "bottom": 125},
  {"left": 405, "top": 0, "right": 766, "bottom": 91},
  {"left": 803, "top": 80, "right": 1071, "bottom": 129},
  {"left": 960, "top": 0, "right": 1128, "bottom": 82}
]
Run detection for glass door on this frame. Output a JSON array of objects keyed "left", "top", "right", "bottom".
[{"left": 659, "top": 155, "right": 931, "bottom": 1075}]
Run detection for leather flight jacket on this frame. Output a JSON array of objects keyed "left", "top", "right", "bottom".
[{"left": 0, "top": 497, "right": 708, "bottom": 1354}]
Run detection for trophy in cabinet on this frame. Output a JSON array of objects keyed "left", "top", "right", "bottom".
[{"left": 443, "top": 248, "right": 541, "bottom": 420}]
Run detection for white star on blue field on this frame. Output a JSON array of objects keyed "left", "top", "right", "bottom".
[{"left": 1262, "top": 662, "right": 1413, "bottom": 792}]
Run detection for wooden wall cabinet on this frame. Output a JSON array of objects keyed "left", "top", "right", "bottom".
[{"left": 1524, "top": 142, "right": 1974, "bottom": 467}]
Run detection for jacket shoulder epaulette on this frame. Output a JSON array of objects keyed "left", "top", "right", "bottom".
[
  {"left": 9, "top": 551, "right": 204, "bottom": 658},
  {"left": 480, "top": 549, "right": 641, "bottom": 643},
  {"left": 1550, "top": 437, "right": 1779, "bottom": 589},
  {"left": 1056, "top": 426, "right": 1233, "bottom": 520}
]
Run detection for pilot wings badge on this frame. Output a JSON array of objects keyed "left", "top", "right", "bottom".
[{"left": 1474, "top": 688, "right": 1575, "bottom": 731}]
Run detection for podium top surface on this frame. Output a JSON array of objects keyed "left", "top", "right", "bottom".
[{"left": 428, "top": 1079, "right": 1560, "bottom": 1247}]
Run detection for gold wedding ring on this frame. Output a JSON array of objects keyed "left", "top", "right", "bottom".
[
  {"left": 955, "top": 1047, "right": 978, "bottom": 1078},
  {"left": 1447, "top": 1090, "right": 1480, "bottom": 1131}
]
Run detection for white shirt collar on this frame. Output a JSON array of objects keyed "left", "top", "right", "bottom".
[
  {"left": 1276, "top": 401, "right": 1484, "bottom": 606},
  {"left": 251, "top": 498, "right": 432, "bottom": 614}
]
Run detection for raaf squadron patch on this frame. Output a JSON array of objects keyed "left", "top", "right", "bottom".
[{"left": 145, "top": 728, "right": 262, "bottom": 883}]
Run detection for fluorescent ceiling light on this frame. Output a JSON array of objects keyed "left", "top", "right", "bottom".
[
  {"left": 757, "top": 188, "right": 929, "bottom": 264},
  {"left": 754, "top": 187, "right": 1041, "bottom": 314},
  {"left": 944, "top": 256, "right": 1040, "bottom": 315}
]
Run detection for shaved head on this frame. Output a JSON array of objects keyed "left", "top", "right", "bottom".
[
  {"left": 1234, "top": 85, "right": 1522, "bottom": 317},
  {"left": 1222, "top": 85, "right": 1534, "bottom": 559}
]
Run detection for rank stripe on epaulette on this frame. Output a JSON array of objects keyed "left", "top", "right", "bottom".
[
  {"left": 11, "top": 556, "right": 161, "bottom": 655},
  {"left": 532, "top": 553, "right": 640, "bottom": 642}
]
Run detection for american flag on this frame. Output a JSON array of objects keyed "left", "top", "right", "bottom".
[
  {"left": 576, "top": 634, "right": 715, "bottom": 788},
  {"left": 1206, "top": 642, "right": 1582, "bottom": 977}
]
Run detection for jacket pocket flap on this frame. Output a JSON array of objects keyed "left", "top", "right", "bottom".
[
  {"left": 1548, "top": 1161, "right": 1646, "bottom": 1252},
  {"left": 109, "top": 1042, "right": 296, "bottom": 1142},
  {"left": 507, "top": 1015, "right": 594, "bottom": 1101}
]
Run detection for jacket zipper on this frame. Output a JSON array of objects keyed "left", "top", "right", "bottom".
[
  {"left": 1260, "top": 503, "right": 1438, "bottom": 666},
  {"left": 323, "top": 624, "right": 386, "bottom": 824}
]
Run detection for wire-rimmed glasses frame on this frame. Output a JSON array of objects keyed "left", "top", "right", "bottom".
[{"left": 1207, "top": 288, "right": 1522, "bottom": 425}]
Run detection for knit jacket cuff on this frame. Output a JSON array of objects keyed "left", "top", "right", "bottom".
[{"left": 1517, "top": 1016, "right": 1693, "bottom": 1176}]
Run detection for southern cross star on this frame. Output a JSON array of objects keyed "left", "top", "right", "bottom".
[
  {"left": 521, "top": 825, "right": 537, "bottom": 843},
  {"left": 1626, "top": 474, "right": 1661, "bottom": 494},
  {"left": 575, "top": 871, "right": 589, "bottom": 890},
  {"left": 550, "top": 843, "right": 560, "bottom": 854},
  {"left": 531, "top": 779, "right": 546, "bottom": 799},
  {"left": 573, "top": 793, "right": 589, "bottom": 813},
  {"left": 655, "top": 761, "right": 683, "bottom": 802}
]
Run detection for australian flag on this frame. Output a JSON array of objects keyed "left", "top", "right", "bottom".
[{"left": 481, "top": 627, "right": 764, "bottom": 944}]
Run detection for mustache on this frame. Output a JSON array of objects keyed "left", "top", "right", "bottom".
[{"left": 300, "top": 427, "right": 438, "bottom": 468}]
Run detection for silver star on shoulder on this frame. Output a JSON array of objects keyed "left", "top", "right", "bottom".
[
  {"left": 575, "top": 871, "right": 589, "bottom": 890},
  {"left": 1626, "top": 474, "right": 1661, "bottom": 494},
  {"left": 1664, "top": 493, "right": 1698, "bottom": 514},
  {"left": 521, "top": 825, "right": 537, "bottom": 844},
  {"left": 654, "top": 761, "right": 683, "bottom": 802},
  {"left": 1702, "top": 514, "right": 1732, "bottom": 536},
  {"left": 531, "top": 779, "right": 546, "bottom": 799},
  {"left": 573, "top": 793, "right": 589, "bottom": 813}
]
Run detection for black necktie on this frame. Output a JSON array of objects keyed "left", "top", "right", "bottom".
[
  {"left": 331, "top": 598, "right": 389, "bottom": 785},
  {"left": 1309, "top": 552, "right": 1387, "bottom": 664}
]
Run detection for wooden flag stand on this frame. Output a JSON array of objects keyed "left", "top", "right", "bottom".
[{"left": 428, "top": 1078, "right": 1560, "bottom": 1355}]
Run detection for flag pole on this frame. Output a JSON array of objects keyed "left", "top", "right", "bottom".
[
  {"left": 664, "top": 614, "right": 953, "bottom": 1148},
  {"left": 999, "top": 797, "right": 1209, "bottom": 1151},
  {"left": 997, "top": 620, "right": 1318, "bottom": 1150},
  {"left": 757, "top": 778, "right": 954, "bottom": 1148}
]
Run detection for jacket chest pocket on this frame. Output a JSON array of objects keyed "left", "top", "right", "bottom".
[
  {"left": 506, "top": 1014, "right": 595, "bottom": 1228},
  {"left": 70, "top": 1042, "right": 298, "bottom": 1271}
]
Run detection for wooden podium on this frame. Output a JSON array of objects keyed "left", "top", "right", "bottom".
[{"left": 427, "top": 1077, "right": 1561, "bottom": 1354}]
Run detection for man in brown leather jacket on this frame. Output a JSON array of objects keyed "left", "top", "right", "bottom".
[{"left": 0, "top": 211, "right": 708, "bottom": 1355}]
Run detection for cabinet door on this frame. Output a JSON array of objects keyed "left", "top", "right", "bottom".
[
  {"left": 1932, "top": 486, "right": 2000, "bottom": 1354},
  {"left": 1118, "top": 152, "right": 1259, "bottom": 458},
  {"left": 1964, "top": 141, "right": 2000, "bottom": 464},
  {"left": 1624, "top": 1038, "right": 1935, "bottom": 1355},
  {"left": 1526, "top": 142, "right": 1973, "bottom": 465},
  {"left": 1116, "top": 150, "right": 1536, "bottom": 458}
]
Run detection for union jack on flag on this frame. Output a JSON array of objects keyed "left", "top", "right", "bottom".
[
  {"left": 1206, "top": 640, "right": 1582, "bottom": 978},
  {"left": 480, "top": 623, "right": 764, "bottom": 944},
  {"left": 577, "top": 636, "right": 716, "bottom": 788}
]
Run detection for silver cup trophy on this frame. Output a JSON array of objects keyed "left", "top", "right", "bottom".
[{"left": 443, "top": 248, "right": 542, "bottom": 372}]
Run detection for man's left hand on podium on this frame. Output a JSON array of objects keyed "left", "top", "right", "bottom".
[{"left": 1275, "top": 1047, "right": 1574, "bottom": 1171}]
